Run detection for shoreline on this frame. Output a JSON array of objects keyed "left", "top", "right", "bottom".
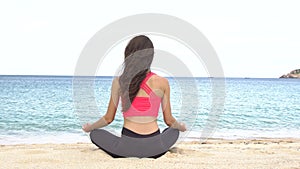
[
  {"left": 2, "top": 136, "right": 300, "bottom": 146},
  {"left": 1, "top": 138, "right": 300, "bottom": 169}
]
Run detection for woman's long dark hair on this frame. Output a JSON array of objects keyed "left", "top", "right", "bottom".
[{"left": 119, "top": 35, "right": 154, "bottom": 112}]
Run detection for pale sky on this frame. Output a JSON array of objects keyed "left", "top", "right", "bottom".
[{"left": 0, "top": 0, "right": 299, "bottom": 78}]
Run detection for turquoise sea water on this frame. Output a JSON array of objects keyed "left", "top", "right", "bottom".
[{"left": 0, "top": 75, "right": 299, "bottom": 144}]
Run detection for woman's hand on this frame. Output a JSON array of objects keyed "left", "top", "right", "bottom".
[
  {"left": 82, "top": 123, "right": 93, "bottom": 133},
  {"left": 171, "top": 121, "right": 187, "bottom": 132},
  {"left": 178, "top": 122, "right": 187, "bottom": 132}
]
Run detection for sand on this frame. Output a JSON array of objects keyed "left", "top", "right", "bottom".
[{"left": 1, "top": 139, "right": 300, "bottom": 169}]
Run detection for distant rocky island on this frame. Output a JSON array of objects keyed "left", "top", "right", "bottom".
[{"left": 280, "top": 69, "right": 300, "bottom": 78}]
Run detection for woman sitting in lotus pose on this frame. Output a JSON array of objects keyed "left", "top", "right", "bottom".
[{"left": 82, "top": 35, "right": 186, "bottom": 158}]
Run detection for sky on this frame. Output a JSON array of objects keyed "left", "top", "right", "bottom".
[{"left": 0, "top": 0, "right": 299, "bottom": 78}]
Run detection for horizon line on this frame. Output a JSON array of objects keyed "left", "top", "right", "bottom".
[{"left": 0, "top": 74, "right": 282, "bottom": 79}]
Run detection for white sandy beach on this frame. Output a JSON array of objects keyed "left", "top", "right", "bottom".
[{"left": 1, "top": 139, "right": 300, "bottom": 169}]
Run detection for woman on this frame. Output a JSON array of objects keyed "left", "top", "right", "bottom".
[{"left": 82, "top": 35, "right": 186, "bottom": 158}]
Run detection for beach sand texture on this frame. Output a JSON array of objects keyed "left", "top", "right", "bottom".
[{"left": 1, "top": 139, "right": 300, "bottom": 169}]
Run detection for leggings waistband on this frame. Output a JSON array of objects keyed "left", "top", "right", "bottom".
[{"left": 121, "top": 127, "right": 160, "bottom": 138}]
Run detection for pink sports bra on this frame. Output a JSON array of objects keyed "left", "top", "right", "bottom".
[{"left": 122, "top": 72, "right": 161, "bottom": 118}]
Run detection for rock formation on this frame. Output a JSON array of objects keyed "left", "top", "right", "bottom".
[{"left": 280, "top": 69, "right": 300, "bottom": 78}]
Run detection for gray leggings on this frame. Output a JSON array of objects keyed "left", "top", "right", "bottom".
[{"left": 90, "top": 127, "right": 179, "bottom": 158}]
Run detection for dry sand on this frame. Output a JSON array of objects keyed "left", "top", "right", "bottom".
[{"left": 1, "top": 139, "right": 300, "bottom": 169}]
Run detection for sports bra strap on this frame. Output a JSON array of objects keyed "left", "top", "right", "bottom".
[
  {"left": 140, "top": 83, "right": 152, "bottom": 95},
  {"left": 140, "top": 72, "right": 155, "bottom": 95},
  {"left": 142, "top": 71, "right": 154, "bottom": 83}
]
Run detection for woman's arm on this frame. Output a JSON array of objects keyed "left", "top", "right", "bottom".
[
  {"left": 82, "top": 78, "right": 120, "bottom": 132},
  {"left": 161, "top": 78, "right": 186, "bottom": 132}
]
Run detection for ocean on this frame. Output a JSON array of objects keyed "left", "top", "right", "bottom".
[{"left": 0, "top": 75, "right": 299, "bottom": 144}]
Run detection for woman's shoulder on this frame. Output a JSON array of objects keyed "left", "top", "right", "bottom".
[
  {"left": 112, "top": 76, "right": 120, "bottom": 87},
  {"left": 150, "top": 73, "right": 169, "bottom": 86},
  {"left": 152, "top": 74, "right": 167, "bottom": 81}
]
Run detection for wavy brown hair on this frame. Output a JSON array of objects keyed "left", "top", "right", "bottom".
[{"left": 119, "top": 35, "right": 154, "bottom": 112}]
